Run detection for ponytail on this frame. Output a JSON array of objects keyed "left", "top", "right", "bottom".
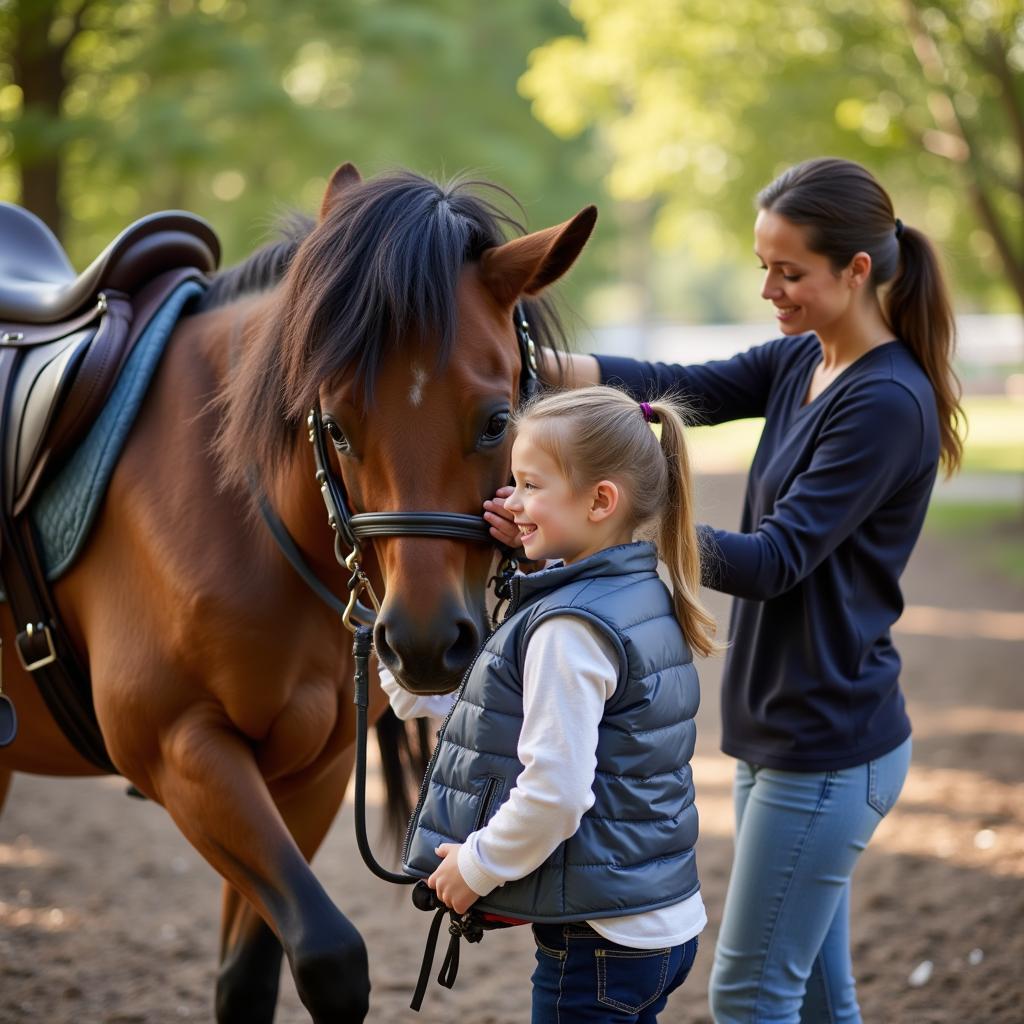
[
  {"left": 646, "top": 400, "right": 721, "bottom": 659},
  {"left": 887, "top": 225, "right": 964, "bottom": 476},
  {"left": 514, "top": 385, "right": 721, "bottom": 658},
  {"left": 758, "top": 158, "right": 966, "bottom": 477}
]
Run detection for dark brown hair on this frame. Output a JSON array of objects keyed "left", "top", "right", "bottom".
[{"left": 758, "top": 157, "right": 964, "bottom": 476}]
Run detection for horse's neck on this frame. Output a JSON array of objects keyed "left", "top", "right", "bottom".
[{"left": 196, "top": 290, "right": 278, "bottom": 381}]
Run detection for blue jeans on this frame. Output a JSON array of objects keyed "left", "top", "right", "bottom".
[
  {"left": 531, "top": 922, "right": 699, "bottom": 1022},
  {"left": 709, "top": 737, "right": 912, "bottom": 1024}
]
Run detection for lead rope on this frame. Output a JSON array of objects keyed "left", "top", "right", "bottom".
[{"left": 353, "top": 620, "right": 496, "bottom": 1011}]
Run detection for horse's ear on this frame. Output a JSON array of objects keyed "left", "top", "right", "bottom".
[
  {"left": 479, "top": 206, "right": 597, "bottom": 308},
  {"left": 319, "top": 163, "right": 362, "bottom": 221}
]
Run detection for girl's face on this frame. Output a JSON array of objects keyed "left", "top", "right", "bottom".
[
  {"left": 505, "top": 428, "right": 627, "bottom": 565},
  {"left": 755, "top": 209, "right": 863, "bottom": 336}
]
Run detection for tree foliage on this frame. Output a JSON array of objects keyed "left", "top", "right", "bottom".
[
  {"left": 520, "top": 0, "right": 1024, "bottom": 316},
  {"left": 0, "top": 0, "right": 605, "bottom": 293}
]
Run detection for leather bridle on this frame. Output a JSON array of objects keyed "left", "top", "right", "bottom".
[
  {"left": 307, "top": 303, "right": 542, "bottom": 630},
  {"left": 258, "top": 304, "right": 546, "bottom": 1007}
]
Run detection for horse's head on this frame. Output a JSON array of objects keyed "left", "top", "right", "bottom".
[{"left": 276, "top": 165, "right": 595, "bottom": 693}]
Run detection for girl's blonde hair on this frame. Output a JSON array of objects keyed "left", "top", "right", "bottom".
[{"left": 513, "top": 386, "right": 720, "bottom": 658}]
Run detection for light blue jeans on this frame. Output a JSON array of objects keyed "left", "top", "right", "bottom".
[{"left": 709, "top": 737, "right": 912, "bottom": 1024}]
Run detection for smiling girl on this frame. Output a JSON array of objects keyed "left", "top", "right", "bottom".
[
  {"left": 385, "top": 386, "right": 718, "bottom": 1023},
  {"left": 486, "top": 157, "right": 965, "bottom": 1024}
]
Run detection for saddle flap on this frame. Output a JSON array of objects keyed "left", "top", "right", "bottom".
[{"left": 6, "top": 326, "right": 97, "bottom": 505}]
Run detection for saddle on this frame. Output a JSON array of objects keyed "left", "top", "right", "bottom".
[{"left": 0, "top": 202, "right": 220, "bottom": 768}]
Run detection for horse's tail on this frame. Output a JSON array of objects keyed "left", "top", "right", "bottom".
[{"left": 375, "top": 707, "right": 432, "bottom": 848}]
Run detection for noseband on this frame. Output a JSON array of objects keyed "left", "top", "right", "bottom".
[{"left": 307, "top": 303, "right": 541, "bottom": 629}]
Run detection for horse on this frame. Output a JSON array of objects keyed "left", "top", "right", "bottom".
[{"left": 0, "top": 163, "right": 596, "bottom": 1022}]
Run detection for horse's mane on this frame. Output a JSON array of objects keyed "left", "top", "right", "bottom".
[
  {"left": 213, "top": 169, "right": 568, "bottom": 493},
  {"left": 194, "top": 212, "right": 313, "bottom": 313}
]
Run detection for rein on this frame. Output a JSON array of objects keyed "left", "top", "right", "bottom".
[{"left": 258, "top": 304, "right": 542, "bottom": 1010}]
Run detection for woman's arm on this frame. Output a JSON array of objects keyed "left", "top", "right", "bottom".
[
  {"left": 541, "top": 340, "right": 781, "bottom": 425},
  {"left": 701, "top": 381, "right": 928, "bottom": 600},
  {"left": 539, "top": 348, "right": 600, "bottom": 387}
]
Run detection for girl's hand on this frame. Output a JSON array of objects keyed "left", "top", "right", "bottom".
[
  {"left": 428, "top": 843, "right": 477, "bottom": 915},
  {"left": 483, "top": 486, "right": 522, "bottom": 548}
]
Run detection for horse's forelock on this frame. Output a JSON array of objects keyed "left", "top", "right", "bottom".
[
  {"left": 214, "top": 169, "right": 566, "bottom": 495},
  {"left": 279, "top": 172, "right": 525, "bottom": 415}
]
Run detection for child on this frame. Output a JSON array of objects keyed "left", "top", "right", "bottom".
[{"left": 382, "top": 385, "right": 718, "bottom": 1023}]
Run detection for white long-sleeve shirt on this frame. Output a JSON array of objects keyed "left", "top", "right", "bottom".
[{"left": 379, "top": 615, "right": 706, "bottom": 949}]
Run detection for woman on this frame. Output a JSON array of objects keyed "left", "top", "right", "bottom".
[{"left": 484, "top": 157, "right": 964, "bottom": 1023}]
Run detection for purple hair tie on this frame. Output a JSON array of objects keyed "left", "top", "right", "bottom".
[{"left": 639, "top": 401, "right": 656, "bottom": 423}]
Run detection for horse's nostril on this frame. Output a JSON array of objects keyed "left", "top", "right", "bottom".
[
  {"left": 373, "top": 620, "right": 402, "bottom": 675},
  {"left": 441, "top": 618, "right": 479, "bottom": 675}
]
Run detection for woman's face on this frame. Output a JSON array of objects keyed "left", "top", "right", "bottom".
[{"left": 754, "top": 209, "right": 860, "bottom": 337}]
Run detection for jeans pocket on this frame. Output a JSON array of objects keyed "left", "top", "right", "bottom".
[
  {"left": 596, "top": 947, "right": 671, "bottom": 1014},
  {"left": 867, "top": 758, "right": 901, "bottom": 816},
  {"left": 533, "top": 923, "right": 567, "bottom": 961}
]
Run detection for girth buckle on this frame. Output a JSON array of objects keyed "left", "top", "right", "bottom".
[{"left": 16, "top": 621, "right": 58, "bottom": 672}]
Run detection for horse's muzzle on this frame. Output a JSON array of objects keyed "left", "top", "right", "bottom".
[{"left": 373, "top": 596, "right": 483, "bottom": 694}]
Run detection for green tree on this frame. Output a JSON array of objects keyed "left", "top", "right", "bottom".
[
  {"left": 520, "top": 0, "right": 1023, "bottom": 319},
  {"left": 0, "top": 0, "right": 606, "bottom": 294}
]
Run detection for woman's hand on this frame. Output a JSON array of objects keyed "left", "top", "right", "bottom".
[
  {"left": 483, "top": 486, "right": 522, "bottom": 548},
  {"left": 538, "top": 348, "right": 600, "bottom": 388}
]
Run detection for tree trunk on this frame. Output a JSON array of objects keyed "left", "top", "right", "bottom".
[{"left": 12, "top": 1, "right": 66, "bottom": 240}]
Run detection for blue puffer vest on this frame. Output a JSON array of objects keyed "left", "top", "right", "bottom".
[{"left": 402, "top": 542, "right": 701, "bottom": 923}]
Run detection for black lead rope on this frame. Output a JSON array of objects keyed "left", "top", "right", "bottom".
[
  {"left": 352, "top": 625, "right": 414, "bottom": 884},
  {"left": 409, "top": 890, "right": 490, "bottom": 1012},
  {"left": 352, "top": 624, "right": 485, "bottom": 1010}
]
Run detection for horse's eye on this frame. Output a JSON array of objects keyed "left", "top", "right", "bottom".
[
  {"left": 324, "top": 418, "right": 350, "bottom": 452},
  {"left": 479, "top": 411, "right": 510, "bottom": 447}
]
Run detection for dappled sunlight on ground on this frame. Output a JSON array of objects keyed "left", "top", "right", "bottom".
[
  {"left": 896, "top": 604, "right": 1024, "bottom": 641},
  {"left": 871, "top": 763, "right": 1024, "bottom": 879},
  {"left": 912, "top": 704, "right": 1024, "bottom": 738},
  {"left": 0, "top": 836, "right": 55, "bottom": 868},
  {"left": 0, "top": 899, "right": 75, "bottom": 931}
]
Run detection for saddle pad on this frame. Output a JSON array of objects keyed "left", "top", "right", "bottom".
[{"left": 26, "top": 279, "right": 204, "bottom": 583}]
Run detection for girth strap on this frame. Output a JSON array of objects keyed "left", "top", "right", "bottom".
[{"left": 0, "top": 342, "right": 115, "bottom": 769}]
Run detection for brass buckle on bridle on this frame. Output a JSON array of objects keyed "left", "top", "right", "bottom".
[{"left": 342, "top": 546, "right": 381, "bottom": 634}]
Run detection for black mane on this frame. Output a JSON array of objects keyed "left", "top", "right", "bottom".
[
  {"left": 214, "top": 169, "right": 567, "bottom": 490},
  {"left": 280, "top": 171, "right": 556, "bottom": 404},
  {"left": 195, "top": 213, "right": 313, "bottom": 312}
]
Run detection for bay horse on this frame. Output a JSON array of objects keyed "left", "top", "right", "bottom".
[{"left": 0, "top": 163, "right": 596, "bottom": 1022}]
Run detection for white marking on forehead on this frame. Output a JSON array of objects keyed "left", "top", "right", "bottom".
[{"left": 408, "top": 363, "right": 429, "bottom": 407}]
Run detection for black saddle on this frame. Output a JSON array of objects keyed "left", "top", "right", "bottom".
[
  {"left": 0, "top": 202, "right": 220, "bottom": 324},
  {"left": 0, "top": 204, "right": 220, "bottom": 512},
  {"left": 0, "top": 202, "right": 220, "bottom": 769}
]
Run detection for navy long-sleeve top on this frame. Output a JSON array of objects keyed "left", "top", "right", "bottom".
[{"left": 598, "top": 334, "right": 939, "bottom": 770}]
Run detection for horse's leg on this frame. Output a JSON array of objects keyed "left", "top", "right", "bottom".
[
  {"left": 214, "top": 750, "right": 355, "bottom": 1024},
  {"left": 153, "top": 719, "right": 367, "bottom": 1024},
  {"left": 216, "top": 886, "right": 283, "bottom": 1024}
]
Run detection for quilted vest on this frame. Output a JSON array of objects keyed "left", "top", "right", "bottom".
[{"left": 402, "top": 541, "right": 701, "bottom": 922}]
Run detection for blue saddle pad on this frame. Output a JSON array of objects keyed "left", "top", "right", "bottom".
[{"left": 27, "top": 280, "right": 204, "bottom": 583}]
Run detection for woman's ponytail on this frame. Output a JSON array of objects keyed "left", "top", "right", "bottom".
[
  {"left": 648, "top": 401, "right": 721, "bottom": 659},
  {"left": 887, "top": 225, "right": 964, "bottom": 476},
  {"left": 758, "top": 158, "right": 966, "bottom": 477}
]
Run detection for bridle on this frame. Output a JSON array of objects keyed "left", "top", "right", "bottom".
[
  {"left": 257, "top": 304, "right": 545, "bottom": 1009},
  {"left": 307, "top": 302, "right": 542, "bottom": 631}
]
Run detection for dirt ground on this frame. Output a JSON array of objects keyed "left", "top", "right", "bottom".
[{"left": 1, "top": 473, "right": 1022, "bottom": 1024}]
